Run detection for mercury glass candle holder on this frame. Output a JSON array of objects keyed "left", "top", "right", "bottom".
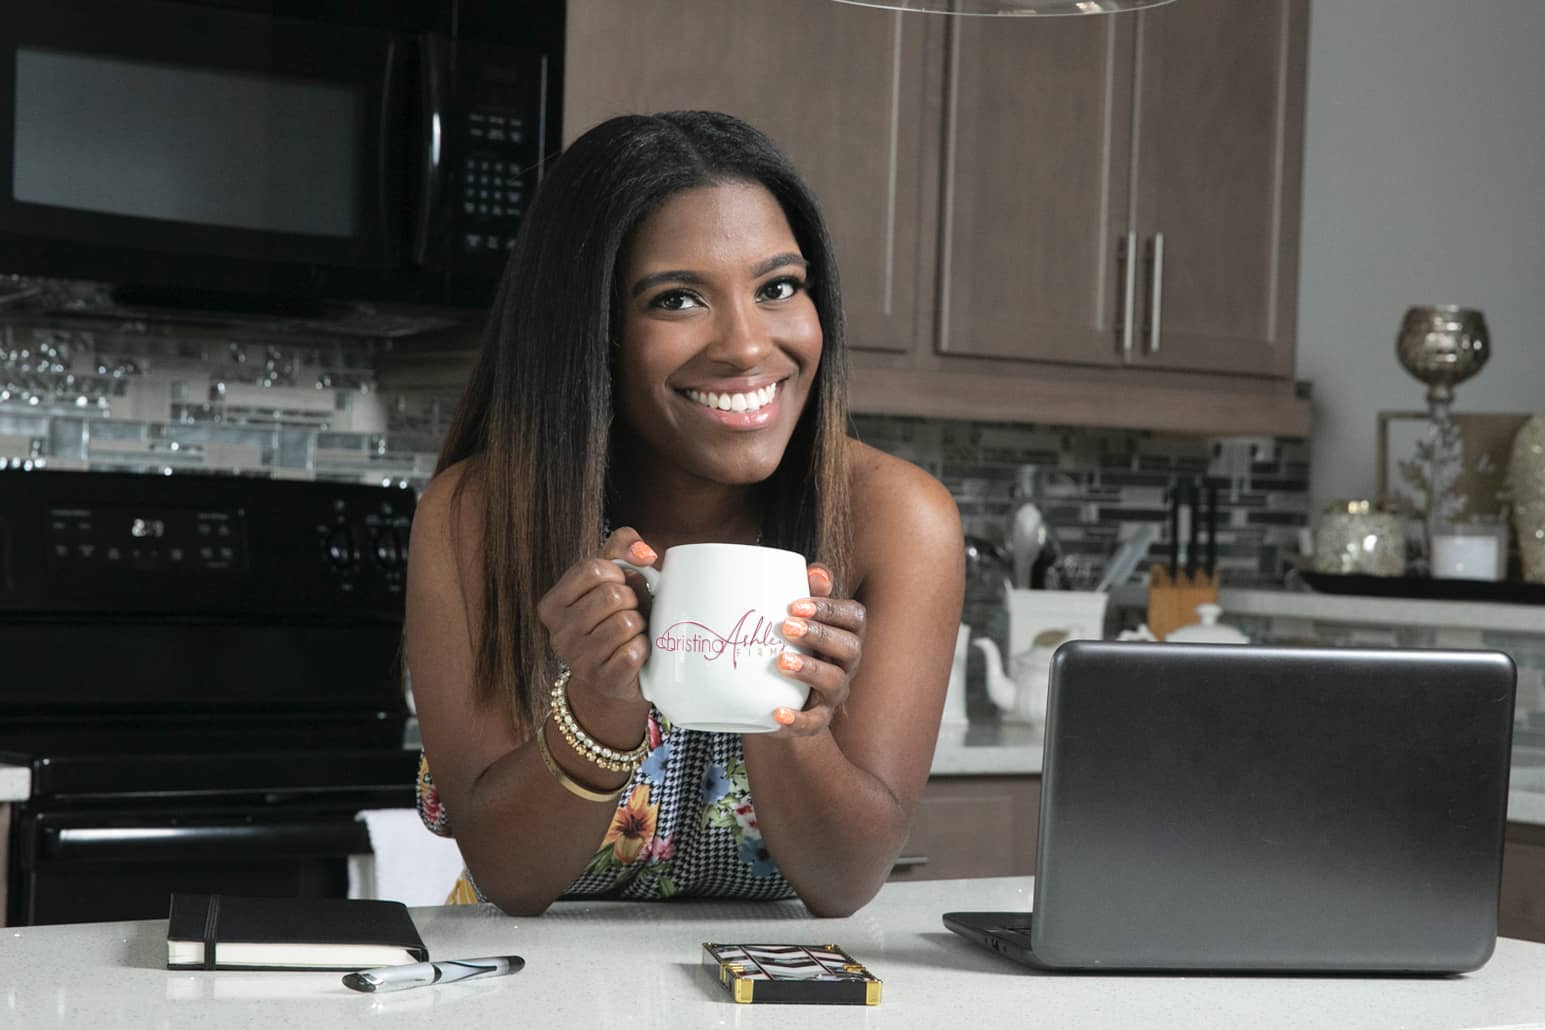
[{"left": 1395, "top": 305, "right": 1489, "bottom": 420}]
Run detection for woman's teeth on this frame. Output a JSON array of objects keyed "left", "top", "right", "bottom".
[{"left": 685, "top": 383, "right": 778, "bottom": 413}]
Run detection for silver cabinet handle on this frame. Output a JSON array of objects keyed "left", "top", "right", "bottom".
[
  {"left": 892, "top": 854, "right": 930, "bottom": 870},
  {"left": 1146, "top": 231, "right": 1165, "bottom": 354},
  {"left": 1118, "top": 231, "right": 1138, "bottom": 355}
]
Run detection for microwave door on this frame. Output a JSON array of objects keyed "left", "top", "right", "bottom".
[{"left": 0, "top": 1, "right": 409, "bottom": 302}]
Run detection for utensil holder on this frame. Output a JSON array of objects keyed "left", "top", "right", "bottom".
[{"left": 1146, "top": 564, "right": 1219, "bottom": 642}]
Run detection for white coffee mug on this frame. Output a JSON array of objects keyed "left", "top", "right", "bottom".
[{"left": 613, "top": 542, "right": 811, "bottom": 732}]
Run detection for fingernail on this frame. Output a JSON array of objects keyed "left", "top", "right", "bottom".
[
  {"left": 790, "top": 599, "right": 817, "bottom": 618},
  {"left": 773, "top": 707, "right": 797, "bottom": 726},
  {"left": 628, "top": 541, "right": 657, "bottom": 564},
  {"left": 809, "top": 567, "right": 832, "bottom": 591},
  {"left": 778, "top": 652, "right": 804, "bottom": 673},
  {"left": 781, "top": 618, "right": 808, "bottom": 639}
]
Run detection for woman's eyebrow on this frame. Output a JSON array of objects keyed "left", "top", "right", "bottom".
[
  {"left": 750, "top": 253, "right": 809, "bottom": 278},
  {"left": 631, "top": 269, "right": 706, "bottom": 298},
  {"left": 630, "top": 253, "right": 809, "bottom": 299}
]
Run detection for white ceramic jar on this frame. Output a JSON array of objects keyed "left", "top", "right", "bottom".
[{"left": 1165, "top": 603, "right": 1250, "bottom": 644}]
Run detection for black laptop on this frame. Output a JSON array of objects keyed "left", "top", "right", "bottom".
[{"left": 944, "top": 640, "right": 1516, "bottom": 973}]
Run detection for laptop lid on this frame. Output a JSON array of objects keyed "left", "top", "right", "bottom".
[{"left": 1030, "top": 641, "right": 1515, "bottom": 972}]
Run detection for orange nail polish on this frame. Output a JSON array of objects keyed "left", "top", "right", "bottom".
[
  {"left": 778, "top": 652, "right": 804, "bottom": 672},
  {"left": 809, "top": 567, "right": 832, "bottom": 591},
  {"left": 790, "top": 599, "right": 817, "bottom": 618},
  {"left": 628, "top": 540, "right": 657, "bottom": 564},
  {"left": 773, "top": 707, "right": 797, "bottom": 726},
  {"left": 782, "top": 618, "right": 808, "bottom": 639}
]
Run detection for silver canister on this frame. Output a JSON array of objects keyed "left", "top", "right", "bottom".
[{"left": 1313, "top": 500, "right": 1406, "bottom": 576}]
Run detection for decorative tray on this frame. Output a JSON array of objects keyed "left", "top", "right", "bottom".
[{"left": 1301, "top": 571, "right": 1545, "bottom": 605}]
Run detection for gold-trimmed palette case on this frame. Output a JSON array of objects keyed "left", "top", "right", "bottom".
[{"left": 701, "top": 943, "right": 882, "bottom": 1006}]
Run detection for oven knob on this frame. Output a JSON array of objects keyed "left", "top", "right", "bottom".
[
  {"left": 372, "top": 528, "right": 401, "bottom": 568},
  {"left": 325, "top": 527, "right": 355, "bottom": 569}
]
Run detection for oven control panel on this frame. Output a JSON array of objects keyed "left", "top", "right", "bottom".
[
  {"left": 46, "top": 504, "right": 248, "bottom": 573},
  {"left": 0, "top": 469, "right": 415, "bottom": 619}
]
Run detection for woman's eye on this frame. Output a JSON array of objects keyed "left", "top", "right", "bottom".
[
  {"left": 651, "top": 289, "right": 703, "bottom": 311},
  {"left": 759, "top": 277, "right": 805, "bottom": 302}
]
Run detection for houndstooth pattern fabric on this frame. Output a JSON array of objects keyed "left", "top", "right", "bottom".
[{"left": 417, "top": 707, "right": 795, "bottom": 902}]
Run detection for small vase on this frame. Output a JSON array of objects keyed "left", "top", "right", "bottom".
[{"left": 1312, "top": 500, "right": 1405, "bottom": 576}]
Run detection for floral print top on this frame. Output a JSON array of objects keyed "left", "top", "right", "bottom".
[{"left": 417, "top": 708, "right": 794, "bottom": 902}]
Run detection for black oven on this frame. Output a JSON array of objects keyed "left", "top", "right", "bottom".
[
  {"left": 0, "top": 469, "right": 421, "bottom": 926},
  {"left": 0, "top": 0, "right": 563, "bottom": 310}
]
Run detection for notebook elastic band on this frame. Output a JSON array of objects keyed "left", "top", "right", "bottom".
[{"left": 202, "top": 894, "right": 221, "bottom": 970}]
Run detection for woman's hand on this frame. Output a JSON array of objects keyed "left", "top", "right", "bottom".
[
  {"left": 535, "top": 527, "right": 657, "bottom": 706},
  {"left": 772, "top": 563, "right": 866, "bottom": 736}
]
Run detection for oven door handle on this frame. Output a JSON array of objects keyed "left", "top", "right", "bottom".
[{"left": 46, "top": 821, "right": 373, "bottom": 860}]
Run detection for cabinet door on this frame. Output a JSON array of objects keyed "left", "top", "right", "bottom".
[
  {"left": 1126, "top": 0, "right": 1307, "bottom": 377},
  {"left": 889, "top": 775, "right": 1040, "bottom": 881},
  {"left": 1501, "top": 824, "right": 1545, "bottom": 944},
  {"left": 935, "top": 15, "right": 1133, "bottom": 366},
  {"left": 564, "top": 0, "right": 941, "bottom": 355}
]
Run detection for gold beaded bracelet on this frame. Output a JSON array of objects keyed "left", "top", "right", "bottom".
[
  {"left": 548, "top": 666, "right": 649, "bottom": 774},
  {"left": 534, "top": 721, "right": 626, "bottom": 803}
]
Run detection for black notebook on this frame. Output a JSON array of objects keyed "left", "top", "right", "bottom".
[{"left": 166, "top": 894, "right": 430, "bottom": 971}]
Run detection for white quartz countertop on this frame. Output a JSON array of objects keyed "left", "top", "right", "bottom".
[
  {"left": 5, "top": 876, "right": 1545, "bottom": 1030},
  {"left": 1110, "top": 582, "right": 1545, "bottom": 635},
  {"left": 929, "top": 720, "right": 1043, "bottom": 775}
]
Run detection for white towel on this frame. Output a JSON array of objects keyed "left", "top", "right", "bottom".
[{"left": 347, "top": 808, "right": 465, "bottom": 907}]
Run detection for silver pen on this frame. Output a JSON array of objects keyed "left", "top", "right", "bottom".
[{"left": 342, "top": 954, "right": 525, "bottom": 993}]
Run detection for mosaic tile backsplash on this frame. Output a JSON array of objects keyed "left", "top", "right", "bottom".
[
  {"left": 0, "top": 310, "right": 459, "bottom": 489},
  {"left": 1, "top": 294, "right": 1311, "bottom": 595}
]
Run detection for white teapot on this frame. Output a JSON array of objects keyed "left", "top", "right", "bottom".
[{"left": 972, "top": 633, "right": 1059, "bottom": 726}]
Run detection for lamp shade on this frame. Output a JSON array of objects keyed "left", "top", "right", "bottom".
[{"left": 830, "top": 0, "right": 1175, "bottom": 14}]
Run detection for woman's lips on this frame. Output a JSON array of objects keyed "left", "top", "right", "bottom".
[{"left": 679, "top": 381, "right": 782, "bottom": 430}]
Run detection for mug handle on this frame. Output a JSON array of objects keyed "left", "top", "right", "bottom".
[{"left": 611, "top": 558, "right": 660, "bottom": 594}]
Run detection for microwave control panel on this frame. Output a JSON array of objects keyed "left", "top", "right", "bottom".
[{"left": 449, "top": 41, "right": 549, "bottom": 265}]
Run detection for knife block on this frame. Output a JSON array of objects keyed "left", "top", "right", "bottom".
[{"left": 1146, "top": 565, "right": 1219, "bottom": 642}]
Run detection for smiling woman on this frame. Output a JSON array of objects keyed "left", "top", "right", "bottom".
[
  {"left": 404, "top": 111, "right": 964, "bottom": 917},
  {"left": 614, "top": 181, "right": 823, "bottom": 495}
]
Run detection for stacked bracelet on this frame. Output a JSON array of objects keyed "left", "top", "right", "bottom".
[
  {"left": 548, "top": 666, "right": 649, "bottom": 774},
  {"left": 534, "top": 723, "right": 626, "bottom": 804}
]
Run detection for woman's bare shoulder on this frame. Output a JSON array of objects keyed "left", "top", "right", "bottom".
[
  {"left": 846, "top": 440, "right": 962, "bottom": 572},
  {"left": 417, "top": 456, "right": 482, "bottom": 524},
  {"left": 410, "top": 456, "right": 487, "bottom": 607}
]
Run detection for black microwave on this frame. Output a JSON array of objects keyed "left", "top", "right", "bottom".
[{"left": 0, "top": 0, "right": 563, "bottom": 311}]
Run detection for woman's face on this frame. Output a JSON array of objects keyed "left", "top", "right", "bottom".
[{"left": 615, "top": 180, "right": 823, "bottom": 488}]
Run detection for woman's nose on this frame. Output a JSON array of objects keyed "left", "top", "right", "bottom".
[{"left": 706, "top": 297, "right": 773, "bottom": 368}]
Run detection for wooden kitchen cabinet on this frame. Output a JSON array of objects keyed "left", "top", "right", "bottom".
[
  {"left": 889, "top": 775, "right": 1040, "bottom": 881},
  {"left": 559, "top": 0, "right": 1313, "bottom": 436},
  {"left": 1128, "top": 0, "right": 1306, "bottom": 377},
  {"left": 936, "top": 0, "right": 1306, "bottom": 378},
  {"left": 564, "top": 0, "right": 944, "bottom": 358},
  {"left": 1501, "top": 823, "right": 1545, "bottom": 943}
]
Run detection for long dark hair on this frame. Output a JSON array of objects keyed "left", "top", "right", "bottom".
[{"left": 435, "top": 111, "right": 853, "bottom": 730}]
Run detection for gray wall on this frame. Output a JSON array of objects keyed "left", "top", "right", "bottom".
[{"left": 1297, "top": 0, "right": 1545, "bottom": 510}]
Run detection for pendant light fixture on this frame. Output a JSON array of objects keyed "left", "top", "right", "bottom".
[{"left": 829, "top": 0, "right": 1175, "bottom": 15}]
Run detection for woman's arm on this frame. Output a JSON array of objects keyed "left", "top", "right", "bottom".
[
  {"left": 742, "top": 445, "right": 965, "bottom": 915},
  {"left": 405, "top": 462, "right": 652, "bottom": 914}
]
